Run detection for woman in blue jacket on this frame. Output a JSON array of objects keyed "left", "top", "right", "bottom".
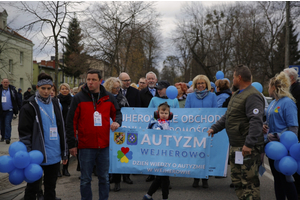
[
  {"left": 264, "top": 72, "right": 298, "bottom": 200},
  {"left": 215, "top": 79, "right": 232, "bottom": 108},
  {"left": 185, "top": 74, "right": 217, "bottom": 189}
]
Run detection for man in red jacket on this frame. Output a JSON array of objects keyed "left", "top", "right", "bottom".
[{"left": 66, "top": 69, "right": 122, "bottom": 200}]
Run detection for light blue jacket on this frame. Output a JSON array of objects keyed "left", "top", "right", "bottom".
[
  {"left": 148, "top": 97, "right": 180, "bottom": 108},
  {"left": 185, "top": 92, "right": 217, "bottom": 108}
]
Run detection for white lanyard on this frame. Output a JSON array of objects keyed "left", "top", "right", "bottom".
[
  {"left": 35, "top": 97, "right": 55, "bottom": 126},
  {"left": 267, "top": 99, "right": 278, "bottom": 126}
]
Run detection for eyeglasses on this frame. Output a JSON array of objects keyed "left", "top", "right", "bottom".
[
  {"left": 121, "top": 79, "right": 131, "bottom": 82},
  {"left": 139, "top": 82, "right": 146, "bottom": 84},
  {"left": 197, "top": 82, "right": 206, "bottom": 85},
  {"left": 112, "top": 86, "right": 120, "bottom": 90}
]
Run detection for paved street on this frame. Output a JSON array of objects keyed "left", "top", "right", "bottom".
[{"left": 0, "top": 117, "right": 276, "bottom": 200}]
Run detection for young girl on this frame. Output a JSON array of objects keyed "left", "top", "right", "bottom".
[{"left": 143, "top": 102, "right": 172, "bottom": 200}]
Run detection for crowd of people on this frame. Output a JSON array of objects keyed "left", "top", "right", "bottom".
[{"left": 0, "top": 65, "right": 300, "bottom": 200}]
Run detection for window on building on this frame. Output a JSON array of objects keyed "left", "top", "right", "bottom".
[
  {"left": 75, "top": 78, "right": 78, "bottom": 85},
  {"left": 20, "top": 52, "right": 23, "bottom": 65},
  {"left": 60, "top": 73, "right": 63, "bottom": 82},
  {"left": 9, "top": 59, "right": 13, "bottom": 74},
  {"left": 20, "top": 78, "right": 23, "bottom": 89}
]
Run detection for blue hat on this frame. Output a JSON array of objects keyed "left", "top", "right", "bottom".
[{"left": 18, "top": 88, "right": 22, "bottom": 91}]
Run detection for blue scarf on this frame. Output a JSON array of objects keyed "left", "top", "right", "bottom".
[{"left": 195, "top": 89, "right": 209, "bottom": 100}]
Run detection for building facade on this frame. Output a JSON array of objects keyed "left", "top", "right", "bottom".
[{"left": 0, "top": 9, "right": 34, "bottom": 91}]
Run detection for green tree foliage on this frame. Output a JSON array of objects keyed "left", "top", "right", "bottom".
[
  {"left": 64, "top": 16, "right": 88, "bottom": 85},
  {"left": 274, "top": 19, "right": 300, "bottom": 73}
]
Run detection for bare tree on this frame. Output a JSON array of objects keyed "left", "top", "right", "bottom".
[
  {"left": 8, "top": 1, "right": 81, "bottom": 86},
  {"left": 82, "top": 1, "right": 161, "bottom": 77}
]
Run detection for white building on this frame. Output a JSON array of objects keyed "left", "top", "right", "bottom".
[{"left": 0, "top": 9, "right": 34, "bottom": 91}]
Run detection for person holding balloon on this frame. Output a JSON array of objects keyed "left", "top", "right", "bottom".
[
  {"left": 185, "top": 74, "right": 217, "bottom": 188},
  {"left": 148, "top": 80, "right": 180, "bottom": 108},
  {"left": 264, "top": 72, "right": 298, "bottom": 200},
  {"left": 19, "top": 73, "right": 68, "bottom": 200}
]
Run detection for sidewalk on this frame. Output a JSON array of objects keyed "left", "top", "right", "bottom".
[{"left": 0, "top": 117, "right": 76, "bottom": 200}]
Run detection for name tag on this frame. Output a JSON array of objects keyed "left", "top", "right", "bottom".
[
  {"left": 94, "top": 111, "right": 102, "bottom": 126},
  {"left": 2, "top": 96, "right": 6, "bottom": 103},
  {"left": 50, "top": 127, "right": 58, "bottom": 140},
  {"left": 235, "top": 151, "right": 243, "bottom": 165}
]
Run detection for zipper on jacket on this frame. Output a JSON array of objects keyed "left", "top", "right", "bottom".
[
  {"left": 57, "top": 98, "right": 68, "bottom": 157},
  {"left": 29, "top": 101, "right": 48, "bottom": 163}
]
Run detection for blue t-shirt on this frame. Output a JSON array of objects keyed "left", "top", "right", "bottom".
[
  {"left": 37, "top": 99, "right": 61, "bottom": 165},
  {"left": 148, "top": 97, "right": 180, "bottom": 108},
  {"left": 185, "top": 92, "right": 217, "bottom": 108},
  {"left": 266, "top": 97, "right": 298, "bottom": 134},
  {"left": 2, "top": 89, "right": 13, "bottom": 110}
]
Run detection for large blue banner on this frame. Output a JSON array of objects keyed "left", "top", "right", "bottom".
[
  {"left": 109, "top": 108, "right": 229, "bottom": 177},
  {"left": 109, "top": 128, "right": 210, "bottom": 178}
]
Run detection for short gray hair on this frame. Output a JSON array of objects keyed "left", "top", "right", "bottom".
[
  {"left": 146, "top": 71, "right": 157, "bottom": 79},
  {"left": 284, "top": 68, "right": 298, "bottom": 82}
]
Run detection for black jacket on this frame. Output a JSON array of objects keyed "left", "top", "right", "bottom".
[
  {"left": 0, "top": 84, "right": 21, "bottom": 115},
  {"left": 124, "top": 86, "right": 141, "bottom": 107},
  {"left": 24, "top": 91, "right": 33, "bottom": 100},
  {"left": 116, "top": 90, "right": 129, "bottom": 108},
  {"left": 18, "top": 96, "right": 68, "bottom": 163},
  {"left": 140, "top": 87, "right": 159, "bottom": 107},
  {"left": 290, "top": 81, "right": 300, "bottom": 139},
  {"left": 57, "top": 93, "right": 73, "bottom": 124}
]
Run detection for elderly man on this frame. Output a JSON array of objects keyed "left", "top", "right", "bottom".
[
  {"left": 0, "top": 78, "right": 21, "bottom": 143},
  {"left": 208, "top": 65, "right": 265, "bottom": 200},
  {"left": 119, "top": 72, "right": 141, "bottom": 108},
  {"left": 138, "top": 77, "right": 147, "bottom": 90},
  {"left": 140, "top": 71, "right": 159, "bottom": 108}
]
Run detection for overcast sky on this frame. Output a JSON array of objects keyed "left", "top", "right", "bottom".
[{"left": 1, "top": 1, "right": 234, "bottom": 71}]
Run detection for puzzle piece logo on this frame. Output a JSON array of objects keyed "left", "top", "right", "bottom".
[
  {"left": 274, "top": 106, "right": 280, "bottom": 113},
  {"left": 117, "top": 147, "right": 133, "bottom": 163}
]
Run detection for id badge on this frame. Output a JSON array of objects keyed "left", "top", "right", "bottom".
[
  {"left": 94, "top": 111, "right": 102, "bottom": 126},
  {"left": 50, "top": 126, "right": 58, "bottom": 140},
  {"left": 2, "top": 96, "right": 6, "bottom": 103}
]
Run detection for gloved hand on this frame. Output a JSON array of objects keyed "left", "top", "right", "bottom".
[{"left": 267, "top": 133, "right": 280, "bottom": 142}]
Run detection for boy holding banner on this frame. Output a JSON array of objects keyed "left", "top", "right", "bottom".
[{"left": 143, "top": 102, "right": 173, "bottom": 200}]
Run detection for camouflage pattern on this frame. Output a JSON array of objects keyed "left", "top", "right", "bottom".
[{"left": 230, "top": 145, "right": 264, "bottom": 200}]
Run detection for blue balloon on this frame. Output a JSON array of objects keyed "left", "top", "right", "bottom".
[
  {"left": 24, "top": 176, "right": 35, "bottom": 183},
  {"left": 29, "top": 150, "right": 44, "bottom": 165},
  {"left": 223, "top": 78, "right": 230, "bottom": 84},
  {"left": 166, "top": 86, "right": 178, "bottom": 100},
  {"left": 9, "top": 168, "right": 25, "bottom": 185},
  {"left": 252, "top": 82, "right": 263, "bottom": 93},
  {"left": 290, "top": 143, "right": 300, "bottom": 161},
  {"left": 9, "top": 141, "right": 27, "bottom": 157},
  {"left": 279, "top": 156, "right": 298, "bottom": 176},
  {"left": 280, "top": 131, "right": 298, "bottom": 151},
  {"left": 13, "top": 151, "right": 30, "bottom": 169},
  {"left": 0, "top": 155, "right": 15, "bottom": 173},
  {"left": 216, "top": 71, "right": 224, "bottom": 80},
  {"left": 24, "top": 164, "right": 43, "bottom": 182},
  {"left": 274, "top": 160, "right": 281, "bottom": 172},
  {"left": 137, "top": 84, "right": 139, "bottom": 88},
  {"left": 265, "top": 141, "right": 288, "bottom": 160},
  {"left": 188, "top": 81, "right": 193, "bottom": 87}
]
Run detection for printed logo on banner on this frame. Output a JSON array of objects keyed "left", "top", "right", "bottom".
[
  {"left": 127, "top": 133, "right": 138, "bottom": 145},
  {"left": 114, "top": 132, "right": 125, "bottom": 145},
  {"left": 117, "top": 147, "right": 133, "bottom": 163}
]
